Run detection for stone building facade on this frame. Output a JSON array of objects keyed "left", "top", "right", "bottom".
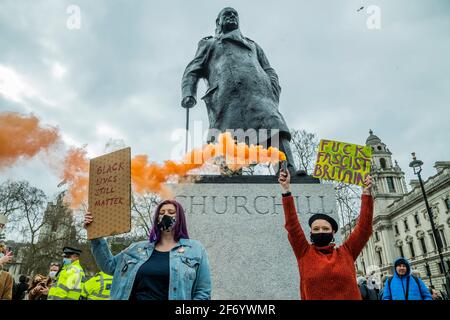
[{"left": 342, "top": 131, "right": 450, "bottom": 293}]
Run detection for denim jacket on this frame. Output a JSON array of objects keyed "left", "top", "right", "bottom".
[{"left": 90, "top": 238, "right": 211, "bottom": 300}]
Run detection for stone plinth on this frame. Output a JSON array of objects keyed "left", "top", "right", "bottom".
[{"left": 172, "top": 175, "right": 338, "bottom": 299}]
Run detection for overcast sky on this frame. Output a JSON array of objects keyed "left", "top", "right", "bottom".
[{"left": 1, "top": 0, "right": 449, "bottom": 200}]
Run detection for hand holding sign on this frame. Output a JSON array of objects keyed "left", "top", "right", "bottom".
[
  {"left": 362, "top": 175, "right": 373, "bottom": 195},
  {"left": 312, "top": 139, "right": 372, "bottom": 187},
  {"left": 83, "top": 211, "right": 93, "bottom": 229}
]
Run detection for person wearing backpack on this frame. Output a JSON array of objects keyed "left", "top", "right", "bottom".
[
  {"left": 358, "top": 276, "right": 378, "bottom": 300},
  {"left": 382, "top": 257, "right": 432, "bottom": 300},
  {"left": 378, "top": 275, "right": 388, "bottom": 300}
]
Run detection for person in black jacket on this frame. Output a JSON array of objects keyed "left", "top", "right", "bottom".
[
  {"left": 12, "top": 275, "right": 29, "bottom": 300},
  {"left": 357, "top": 276, "right": 378, "bottom": 300}
]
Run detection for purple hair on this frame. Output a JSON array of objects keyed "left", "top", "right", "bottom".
[{"left": 148, "top": 199, "right": 189, "bottom": 243}]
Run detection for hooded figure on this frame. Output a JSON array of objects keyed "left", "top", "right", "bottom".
[
  {"left": 382, "top": 257, "right": 432, "bottom": 300},
  {"left": 357, "top": 276, "right": 378, "bottom": 300}
]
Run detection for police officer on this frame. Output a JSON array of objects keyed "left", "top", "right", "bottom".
[
  {"left": 81, "top": 271, "right": 113, "bottom": 300},
  {"left": 48, "top": 247, "right": 85, "bottom": 300}
]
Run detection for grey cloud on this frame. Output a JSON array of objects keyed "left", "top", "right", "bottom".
[{"left": 0, "top": 0, "right": 449, "bottom": 196}]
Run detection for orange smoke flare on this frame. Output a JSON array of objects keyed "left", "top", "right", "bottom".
[
  {"left": 181, "top": 132, "right": 286, "bottom": 167},
  {"left": 61, "top": 147, "right": 90, "bottom": 209},
  {"left": 0, "top": 112, "right": 59, "bottom": 168},
  {"left": 130, "top": 156, "right": 195, "bottom": 200},
  {"left": 0, "top": 113, "right": 286, "bottom": 209},
  {"left": 129, "top": 132, "right": 286, "bottom": 199}
]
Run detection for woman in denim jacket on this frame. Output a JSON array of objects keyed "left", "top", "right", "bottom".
[{"left": 84, "top": 199, "right": 211, "bottom": 300}]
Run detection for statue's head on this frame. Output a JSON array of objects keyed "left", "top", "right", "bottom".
[{"left": 215, "top": 7, "right": 239, "bottom": 36}]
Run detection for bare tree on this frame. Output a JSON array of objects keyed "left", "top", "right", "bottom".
[
  {"left": 334, "top": 182, "right": 362, "bottom": 237},
  {"left": 0, "top": 180, "right": 28, "bottom": 229},
  {"left": 0, "top": 183, "right": 93, "bottom": 275},
  {"left": 0, "top": 181, "right": 47, "bottom": 246},
  {"left": 131, "top": 192, "right": 160, "bottom": 238},
  {"left": 290, "top": 129, "right": 319, "bottom": 174},
  {"left": 2, "top": 182, "right": 48, "bottom": 274}
]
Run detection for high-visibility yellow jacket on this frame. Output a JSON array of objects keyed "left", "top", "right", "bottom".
[
  {"left": 81, "top": 271, "right": 113, "bottom": 300},
  {"left": 48, "top": 260, "right": 85, "bottom": 300}
]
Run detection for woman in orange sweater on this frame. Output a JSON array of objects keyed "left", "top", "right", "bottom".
[{"left": 278, "top": 168, "right": 373, "bottom": 300}]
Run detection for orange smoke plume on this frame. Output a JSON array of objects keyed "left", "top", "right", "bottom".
[
  {"left": 0, "top": 113, "right": 286, "bottom": 209},
  {"left": 129, "top": 132, "right": 286, "bottom": 199},
  {"left": 61, "top": 147, "right": 90, "bottom": 209},
  {"left": 63, "top": 132, "right": 286, "bottom": 206},
  {"left": 0, "top": 112, "right": 59, "bottom": 168},
  {"left": 182, "top": 132, "right": 286, "bottom": 169},
  {"left": 131, "top": 157, "right": 192, "bottom": 200}
]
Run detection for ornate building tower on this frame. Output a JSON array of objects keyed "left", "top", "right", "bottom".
[
  {"left": 356, "top": 130, "right": 409, "bottom": 273},
  {"left": 366, "top": 130, "right": 408, "bottom": 214}
]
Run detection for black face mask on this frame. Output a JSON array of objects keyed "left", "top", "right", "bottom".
[
  {"left": 157, "top": 215, "right": 176, "bottom": 231},
  {"left": 310, "top": 232, "right": 334, "bottom": 247}
]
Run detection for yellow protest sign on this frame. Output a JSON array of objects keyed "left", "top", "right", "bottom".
[{"left": 312, "top": 139, "right": 372, "bottom": 186}]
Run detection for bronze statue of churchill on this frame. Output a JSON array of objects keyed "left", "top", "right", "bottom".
[{"left": 181, "top": 7, "right": 296, "bottom": 173}]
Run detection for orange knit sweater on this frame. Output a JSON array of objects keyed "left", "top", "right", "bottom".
[{"left": 282, "top": 194, "right": 373, "bottom": 300}]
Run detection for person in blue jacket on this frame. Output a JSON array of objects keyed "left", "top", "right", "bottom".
[
  {"left": 382, "top": 257, "right": 432, "bottom": 300},
  {"left": 84, "top": 199, "right": 211, "bottom": 300}
]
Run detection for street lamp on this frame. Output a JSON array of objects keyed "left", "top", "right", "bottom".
[
  {"left": 409, "top": 152, "right": 450, "bottom": 296},
  {"left": 424, "top": 255, "right": 433, "bottom": 286}
]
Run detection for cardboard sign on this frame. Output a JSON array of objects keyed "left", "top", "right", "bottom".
[
  {"left": 88, "top": 147, "right": 131, "bottom": 240},
  {"left": 312, "top": 139, "right": 372, "bottom": 186}
]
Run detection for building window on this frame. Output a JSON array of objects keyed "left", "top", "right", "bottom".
[
  {"left": 446, "top": 260, "right": 450, "bottom": 271},
  {"left": 362, "top": 260, "right": 366, "bottom": 275},
  {"left": 375, "top": 231, "right": 380, "bottom": 241},
  {"left": 404, "top": 219, "right": 409, "bottom": 231},
  {"left": 380, "top": 158, "right": 387, "bottom": 169},
  {"left": 398, "top": 245, "right": 405, "bottom": 258},
  {"left": 395, "top": 224, "right": 399, "bottom": 235},
  {"left": 419, "top": 238, "right": 427, "bottom": 255},
  {"left": 433, "top": 206, "right": 439, "bottom": 216},
  {"left": 387, "top": 177, "right": 396, "bottom": 193},
  {"left": 446, "top": 199, "right": 450, "bottom": 211},
  {"left": 408, "top": 242, "right": 415, "bottom": 259},
  {"left": 439, "top": 229, "right": 448, "bottom": 248},
  {"left": 414, "top": 213, "right": 420, "bottom": 225},
  {"left": 429, "top": 233, "right": 437, "bottom": 251},
  {"left": 377, "top": 251, "right": 383, "bottom": 266}
]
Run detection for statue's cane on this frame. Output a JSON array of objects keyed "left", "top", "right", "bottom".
[{"left": 185, "top": 107, "right": 190, "bottom": 154}]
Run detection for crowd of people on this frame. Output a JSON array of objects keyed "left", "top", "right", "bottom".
[
  {"left": 0, "top": 246, "right": 114, "bottom": 300},
  {"left": 355, "top": 258, "right": 448, "bottom": 301},
  {"left": 0, "top": 169, "right": 448, "bottom": 300}
]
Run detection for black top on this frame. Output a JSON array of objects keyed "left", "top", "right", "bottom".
[
  {"left": 12, "top": 282, "right": 29, "bottom": 300},
  {"left": 130, "top": 249, "right": 170, "bottom": 300}
]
